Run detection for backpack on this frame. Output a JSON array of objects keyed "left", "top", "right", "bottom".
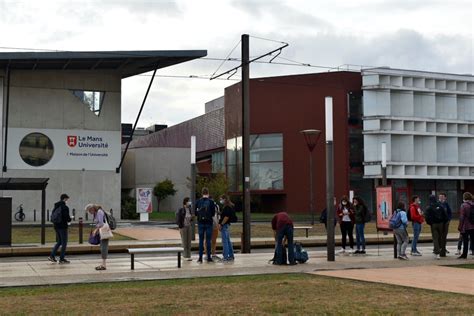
[
  {"left": 468, "top": 204, "right": 474, "bottom": 225},
  {"left": 433, "top": 203, "right": 448, "bottom": 223},
  {"left": 406, "top": 206, "right": 412, "bottom": 222},
  {"left": 294, "top": 242, "right": 309, "bottom": 263},
  {"left": 364, "top": 206, "right": 372, "bottom": 223},
  {"left": 319, "top": 209, "right": 327, "bottom": 224},
  {"left": 389, "top": 210, "right": 402, "bottom": 229},
  {"left": 103, "top": 211, "right": 117, "bottom": 230},
  {"left": 197, "top": 199, "right": 212, "bottom": 222},
  {"left": 51, "top": 206, "right": 63, "bottom": 225},
  {"left": 175, "top": 208, "right": 184, "bottom": 228}
]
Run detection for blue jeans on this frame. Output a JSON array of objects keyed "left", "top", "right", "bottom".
[
  {"left": 50, "top": 227, "right": 68, "bottom": 260},
  {"left": 356, "top": 223, "right": 365, "bottom": 250},
  {"left": 221, "top": 224, "right": 234, "bottom": 260},
  {"left": 198, "top": 223, "right": 213, "bottom": 260},
  {"left": 412, "top": 222, "right": 422, "bottom": 253},
  {"left": 275, "top": 224, "right": 295, "bottom": 264}
]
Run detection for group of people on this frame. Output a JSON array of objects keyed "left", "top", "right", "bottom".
[
  {"left": 392, "top": 192, "right": 474, "bottom": 260},
  {"left": 176, "top": 187, "right": 236, "bottom": 263},
  {"left": 47, "top": 193, "right": 112, "bottom": 270}
]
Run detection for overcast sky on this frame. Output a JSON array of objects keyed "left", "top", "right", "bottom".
[{"left": 0, "top": 0, "right": 472, "bottom": 127}]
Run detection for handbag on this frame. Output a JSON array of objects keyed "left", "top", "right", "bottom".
[
  {"left": 88, "top": 231, "right": 101, "bottom": 245},
  {"left": 99, "top": 221, "right": 114, "bottom": 240}
]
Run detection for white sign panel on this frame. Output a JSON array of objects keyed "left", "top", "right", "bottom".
[
  {"left": 136, "top": 188, "right": 153, "bottom": 213},
  {"left": 7, "top": 128, "right": 120, "bottom": 171}
]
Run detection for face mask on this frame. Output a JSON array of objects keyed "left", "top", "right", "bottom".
[
  {"left": 186, "top": 202, "right": 192, "bottom": 207},
  {"left": 342, "top": 201, "right": 347, "bottom": 206},
  {"left": 219, "top": 199, "right": 225, "bottom": 204}
]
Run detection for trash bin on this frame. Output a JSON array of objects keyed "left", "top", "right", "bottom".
[{"left": 0, "top": 197, "right": 12, "bottom": 246}]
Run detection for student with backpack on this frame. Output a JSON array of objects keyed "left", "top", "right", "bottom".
[
  {"left": 86, "top": 204, "right": 113, "bottom": 270},
  {"left": 390, "top": 202, "right": 409, "bottom": 260},
  {"left": 457, "top": 192, "right": 474, "bottom": 259},
  {"left": 218, "top": 194, "right": 236, "bottom": 262},
  {"left": 353, "top": 196, "right": 369, "bottom": 254},
  {"left": 409, "top": 195, "right": 424, "bottom": 256},
  {"left": 48, "top": 193, "right": 72, "bottom": 264},
  {"left": 424, "top": 195, "right": 448, "bottom": 259},
  {"left": 195, "top": 187, "right": 216, "bottom": 263},
  {"left": 176, "top": 197, "right": 193, "bottom": 261}
]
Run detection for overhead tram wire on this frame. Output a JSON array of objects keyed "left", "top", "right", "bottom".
[{"left": 210, "top": 39, "right": 242, "bottom": 79}]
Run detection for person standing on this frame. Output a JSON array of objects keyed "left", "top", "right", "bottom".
[
  {"left": 48, "top": 193, "right": 71, "bottom": 264},
  {"left": 195, "top": 187, "right": 216, "bottom": 263},
  {"left": 218, "top": 194, "right": 235, "bottom": 262},
  {"left": 271, "top": 211, "right": 296, "bottom": 265},
  {"left": 438, "top": 193, "right": 452, "bottom": 255},
  {"left": 176, "top": 197, "right": 193, "bottom": 261},
  {"left": 457, "top": 192, "right": 474, "bottom": 259},
  {"left": 393, "top": 202, "right": 409, "bottom": 260},
  {"left": 336, "top": 196, "right": 355, "bottom": 254},
  {"left": 353, "top": 196, "right": 368, "bottom": 254},
  {"left": 86, "top": 204, "right": 111, "bottom": 270},
  {"left": 409, "top": 195, "right": 424, "bottom": 256},
  {"left": 424, "top": 195, "right": 448, "bottom": 259}
]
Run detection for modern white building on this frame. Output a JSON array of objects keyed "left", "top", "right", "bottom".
[
  {"left": 0, "top": 50, "right": 206, "bottom": 221},
  {"left": 362, "top": 67, "right": 474, "bottom": 205}
]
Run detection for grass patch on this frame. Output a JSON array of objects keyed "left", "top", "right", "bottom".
[
  {"left": 449, "top": 264, "right": 474, "bottom": 269},
  {"left": 0, "top": 273, "right": 468, "bottom": 315},
  {"left": 12, "top": 226, "right": 132, "bottom": 244}
]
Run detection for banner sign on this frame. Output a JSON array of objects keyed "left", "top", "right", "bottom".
[
  {"left": 136, "top": 188, "right": 153, "bottom": 213},
  {"left": 376, "top": 186, "right": 393, "bottom": 231},
  {"left": 7, "top": 128, "right": 120, "bottom": 171}
]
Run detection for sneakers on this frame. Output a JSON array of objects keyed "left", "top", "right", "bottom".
[
  {"left": 360, "top": 250, "right": 366, "bottom": 255},
  {"left": 354, "top": 250, "right": 361, "bottom": 254},
  {"left": 185, "top": 258, "right": 193, "bottom": 261},
  {"left": 58, "top": 259, "right": 70, "bottom": 264},
  {"left": 48, "top": 256, "right": 57, "bottom": 263},
  {"left": 435, "top": 254, "right": 440, "bottom": 260},
  {"left": 398, "top": 255, "right": 409, "bottom": 260},
  {"left": 197, "top": 258, "right": 203, "bottom": 264},
  {"left": 207, "top": 258, "right": 214, "bottom": 263},
  {"left": 337, "top": 248, "right": 345, "bottom": 254},
  {"left": 457, "top": 255, "right": 467, "bottom": 259},
  {"left": 454, "top": 249, "right": 461, "bottom": 256},
  {"left": 348, "top": 248, "right": 354, "bottom": 254},
  {"left": 411, "top": 251, "right": 422, "bottom": 256}
]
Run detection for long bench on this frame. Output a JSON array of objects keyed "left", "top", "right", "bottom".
[
  {"left": 128, "top": 247, "right": 184, "bottom": 270},
  {"left": 294, "top": 226, "right": 313, "bottom": 238}
]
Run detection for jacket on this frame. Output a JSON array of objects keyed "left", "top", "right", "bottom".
[
  {"left": 354, "top": 204, "right": 367, "bottom": 224},
  {"left": 409, "top": 203, "right": 424, "bottom": 224},
  {"left": 424, "top": 195, "right": 448, "bottom": 225},
  {"left": 53, "top": 200, "right": 71, "bottom": 229},
  {"left": 337, "top": 204, "right": 355, "bottom": 224},
  {"left": 458, "top": 201, "right": 474, "bottom": 233}
]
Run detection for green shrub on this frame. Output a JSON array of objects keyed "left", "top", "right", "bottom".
[
  {"left": 121, "top": 195, "right": 139, "bottom": 220},
  {"left": 153, "top": 179, "right": 177, "bottom": 212}
]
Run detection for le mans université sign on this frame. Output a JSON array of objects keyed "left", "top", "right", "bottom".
[{"left": 7, "top": 128, "right": 120, "bottom": 171}]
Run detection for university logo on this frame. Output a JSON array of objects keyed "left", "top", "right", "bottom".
[{"left": 67, "top": 135, "right": 77, "bottom": 147}]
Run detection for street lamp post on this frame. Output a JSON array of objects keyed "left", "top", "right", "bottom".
[
  {"left": 190, "top": 136, "right": 196, "bottom": 241},
  {"left": 325, "top": 96, "right": 335, "bottom": 262},
  {"left": 300, "top": 129, "right": 322, "bottom": 225}
]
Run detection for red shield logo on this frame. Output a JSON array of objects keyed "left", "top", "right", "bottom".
[{"left": 67, "top": 136, "right": 77, "bottom": 147}]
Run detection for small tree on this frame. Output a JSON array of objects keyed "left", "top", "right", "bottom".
[
  {"left": 153, "top": 179, "right": 177, "bottom": 212},
  {"left": 193, "top": 173, "right": 229, "bottom": 200}
]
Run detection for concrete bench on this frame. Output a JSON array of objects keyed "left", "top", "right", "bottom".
[
  {"left": 294, "top": 226, "right": 313, "bottom": 238},
  {"left": 128, "top": 247, "right": 184, "bottom": 270}
]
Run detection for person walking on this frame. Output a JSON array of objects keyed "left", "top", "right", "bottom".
[
  {"left": 438, "top": 193, "right": 452, "bottom": 254},
  {"left": 48, "top": 193, "right": 71, "bottom": 264},
  {"left": 353, "top": 196, "right": 368, "bottom": 254},
  {"left": 424, "top": 195, "right": 448, "bottom": 259},
  {"left": 218, "top": 194, "right": 235, "bottom": 262},
  {"left": 393, "top": 202, "right": 409, "bottom": 260},
  {"left": 176, "top": 197, "right": 193, "bottom": 261},
  {"left": 457, "top": 192, "right": 474, "bottom": 259},
  {"left": 409, "top": 195, "right": 424, "bottom": 256},
  {"left": 271, "top": 211, "right": 296, "bottom": 265},
  {"left": 86, "top": 204, "right": 111, "bottom": 270},
  {"left": 195, "top": 187, "right": 216, "bottom": 263},
  {"left": 336, "top": 196, "right": 355, "bottom": 254}
]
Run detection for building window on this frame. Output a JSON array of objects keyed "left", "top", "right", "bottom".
[
  {"left": 72, "top": 90, "right": 105, "bottom": 116},
  {"left": 19, "top": 133, "right": 54, "bottom": 167},
  {"left": 226, "top": 133, "right": 283, "bottom": 191},
  {"left": 211, "top": 151, "right": 225, "bottom": 173}
]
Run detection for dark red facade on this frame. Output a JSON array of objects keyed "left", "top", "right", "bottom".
[{"left": 225, "top": 72, "right": 362, "bottom": 213}]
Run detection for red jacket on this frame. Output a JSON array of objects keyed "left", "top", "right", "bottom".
[
  {"left": 337, "top": 205, "right": 355, "bottom": 224},
  {"left": 458, "top": 201, "right": 474, "bottom": 233},
  {"left": 409, "top": 203, "right": 424, "bottom": 224}
]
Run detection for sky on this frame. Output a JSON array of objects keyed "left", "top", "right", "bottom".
[{"left": 0, "top": 0, "right": 472, "bottom": 127}]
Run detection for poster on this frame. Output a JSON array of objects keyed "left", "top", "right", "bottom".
[
  {"left": 136, "top": 188, "right": 153, "bottom": 213},
  {"left": 376, "top": 186, "right": 393, "bottom": 231}
]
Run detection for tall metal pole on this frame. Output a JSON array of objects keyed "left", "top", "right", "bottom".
[
  {"left": 325, "top": 97, "right": 335, "bottom": 261},
  {"left": 242, "top": 34, "right": 251, "bottom": 253},
  {"left": 190, "top": 136, "right": 197, "bottom": 241},
  {"left": 309, "top": 152, "right": 314, "bottom": 225},
  {"left": 381, "top": 142, "right": 396, "bottom": 258},
  {"left": 41, "top": 188, "right": 46, "bottom": 245}
]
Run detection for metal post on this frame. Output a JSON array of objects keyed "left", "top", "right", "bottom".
[
  {"left": 2, "top": 67, "right": 10, "bottom": 172},
  {"left": 34, "top": 209, "right": 36, "bottom": 222},
  {"left": 309, "top": 151, "right": 314, "bottom": 225},
  {"left": 381, "top": 142, "right": 395, "bottom": 258},
  {"left": 325, "top": 97, "right": 335, "bottom": 262},
  {"left": 72, "top": 208, "right": 75, "bottom": 221},
  {"left": 79, "top": 217, "right": 83, "bottom": 244},
  {"left": 190, "top": 135, "right": 196, "bottom": 241},
  {"left": 242, "top": 33, "right": 251, "bottom": 253},
  {"left": 41, "top": 189, "right": 46, "bottom": 245}
]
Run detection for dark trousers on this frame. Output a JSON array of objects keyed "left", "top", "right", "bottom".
[
  {"left": 340, "top": 221, "right": 354, "bottom": 249},
  {"left": 461, "top": 229, "right": 474, "bottom": 258},
  {"left": 275, "top": 224, "right": 295, "bottom": 264},
  {"left": 431, "top": 223, "right": 447, "bottom": 256},
  {"left": 198, "top": 223, "right": 213, "bottom": 260},
  {"left": 50, "top": 227, "right": 68, "bottom": 260}
]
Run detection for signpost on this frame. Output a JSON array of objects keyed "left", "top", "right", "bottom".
[{"left": 136, "top": 188, "right": 153, "bottom": 222}]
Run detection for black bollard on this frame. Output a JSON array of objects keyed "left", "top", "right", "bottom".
[
  {"left": 34, "top": 209, "right": 36, "bottom": 222},
  {"left": 47, "top": 209, "right": 50, "bottom": 221},
  {"left": 85, "top": 212, "right": 88, "bottom": 221},
  {"left": 72, "top": 208, "right": 76, "bottom": 221},
  {"left": 79, "top": 217, "right": 83, "bottom": 244}
]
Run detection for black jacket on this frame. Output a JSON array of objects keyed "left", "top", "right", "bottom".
[
  {"left": 53, "top": 200, "right": 71, "bottom": 229},
  {"left": 424, "top": 196, "right": 448, "bottom": 225}
]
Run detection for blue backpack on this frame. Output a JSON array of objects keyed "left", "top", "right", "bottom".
[
  {"left": 389, "top": 210, "right": 402, "bottom": 229},
  {"left": 294, "top": 242, "right": 309, "bottom": 263}
]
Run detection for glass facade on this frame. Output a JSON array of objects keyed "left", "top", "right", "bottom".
[{"left": 211, "top": 151, "right": 225, "bottom": 173}]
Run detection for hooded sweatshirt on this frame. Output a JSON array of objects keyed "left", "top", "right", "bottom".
[{"left": 458, "top": 200, "right": 474, "bottom": 233}]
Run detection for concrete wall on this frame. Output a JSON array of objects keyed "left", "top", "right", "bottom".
[
  {"left": 1, "top": 70, "right": 122, "bottom": 221},
  {"left": 122, "top": 147, "right": 191, "bottom": 213}
]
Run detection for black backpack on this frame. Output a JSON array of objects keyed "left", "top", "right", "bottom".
[
  {"left": 50, "top": 206, "right": 63, "bottom": 225},
  {"left": 104, "top": 211, "right": 117, "bottom": 230},
  {"left": 406, "top": 206, "right": 412, "bottom": 222},
  {"left": 230, "top": 209, "right": 238, "bottom": 223},
  {"left": 294, "top": 242, "right": 309, "bottom": 263},
  {"left": 197, "top": 199, "right": 212, "bottom": 222},
  {"left": 433, "top": 203, "right": 448, "bottom": 223},
  {"left": 468, "top": 203, "right": 474, "bottom": 225}
]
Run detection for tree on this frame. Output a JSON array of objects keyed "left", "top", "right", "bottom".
[
  {"left": 153, "top": 179, "right": 177, "bottom": 212},
  {"left": 193, "top": 173, "right": 229, "bottom": 200}
]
